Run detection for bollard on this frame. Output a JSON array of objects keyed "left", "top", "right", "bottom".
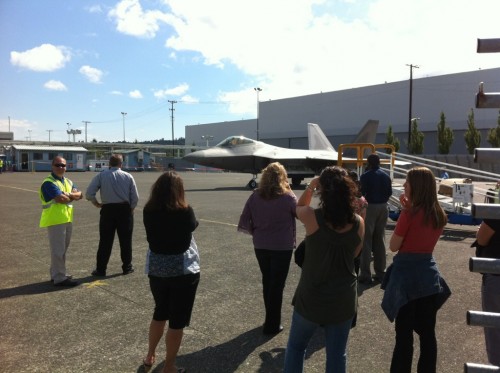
[
  {"left": 469, "top": 257, "right": 500, "bottom": 275},
  {"left": 464, "top": 362, "right": 500, "bottom": 372},
  {"left": 467, "top": 310, "right": 500, "bottom": 328}
]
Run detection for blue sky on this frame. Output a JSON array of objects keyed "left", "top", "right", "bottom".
[{"left": 1, "top": 0, "right": 499, "bottom": 143}]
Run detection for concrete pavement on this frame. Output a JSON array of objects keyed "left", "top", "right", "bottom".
[{"left": 0, "top": 171, "right": 488, "bottom": 372}]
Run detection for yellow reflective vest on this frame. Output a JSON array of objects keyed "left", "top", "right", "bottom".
[{"left": 39, "top": 175, "right": 74, "bottom": 228}]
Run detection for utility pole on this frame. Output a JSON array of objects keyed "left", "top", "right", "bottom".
[
  {"left": 66, "top": 122, "right": 71, "bottom": 142},
  {"left": 46, "top": 130, "right": 53, "bottom": 143},
  {"left": 28, "top": 129, "right": 32, "bottom": 141},
  {"left": 168, "top": 100, "right": 177, "bottom": 157},
  {"left": 82, "top": 121, "right": 91, "bottom": 143},
  {"left": 406, "top": 64, "right": 419, "bottom": 146},
  {"left": 8, "top": 116, "right": 10, "bottom": 132}
]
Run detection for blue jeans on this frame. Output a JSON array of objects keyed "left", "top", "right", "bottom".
[{"left": 284, "top": 310, "right": 353, "bottom": 373}]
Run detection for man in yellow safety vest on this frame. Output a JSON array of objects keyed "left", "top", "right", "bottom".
[{"left": 39, "top": 156, "right": 83, "bottom": 286}]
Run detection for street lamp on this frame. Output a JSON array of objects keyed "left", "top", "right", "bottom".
[
  {"left": 407, "top": 64, "right": 419, "bottom": 146},
  {"left": 201, "top": 135, "right": 214, "bottom": 147},
  {"left": 254, "top": 87, "right": 262, "bottom": 140},
  {"left": 121, "top": 112, "right": 127, "bottom": 142}
]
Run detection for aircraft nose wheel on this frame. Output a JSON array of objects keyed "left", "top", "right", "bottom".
[{"left": 247, "top": 179, "right": 257, "bottom": 189}]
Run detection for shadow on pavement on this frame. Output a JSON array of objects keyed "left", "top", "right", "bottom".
[
  {"left": 0, "top": 273, "right": 123, "bottom": 299},
  {"left": 145, "top": 327, "right": 286, "bottom": 373}
]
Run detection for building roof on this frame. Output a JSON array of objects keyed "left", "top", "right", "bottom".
[
  {"left": 112, "top": 148, "right": 151, "bottom": 154},
  {"left": 12, "top": 145, "right": 88, "bottom": 152}
]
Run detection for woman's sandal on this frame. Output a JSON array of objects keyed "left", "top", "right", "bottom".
[{"left": 142, "top": 356, "right": 155, "bottom": 372}]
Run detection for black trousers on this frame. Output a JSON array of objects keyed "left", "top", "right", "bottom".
[
  {"left": 390, "top": 294, "right": 439, "bottom": 373},
  {"left": 96, "top": 203, "right": 134, "bottom": 272},
  {"left": 254, "top": 248, "right": 292, "bottom": 332}
]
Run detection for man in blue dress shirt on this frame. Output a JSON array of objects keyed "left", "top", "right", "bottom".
[{"left": 86, "top": 154, "right": 139, "bottom": 276}]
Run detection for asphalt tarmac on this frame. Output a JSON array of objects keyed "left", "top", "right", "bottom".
[{"left": 0, "top": 171, "right": 489, "bottom": 372}]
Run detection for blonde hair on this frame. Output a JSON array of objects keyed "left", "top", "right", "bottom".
[{"left": 258, "top": 162, "right": 291, "bottom": 199}]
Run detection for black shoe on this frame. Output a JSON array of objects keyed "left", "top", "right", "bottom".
[
  {"left": 358, "top": 277, "right": 373, "bottom": 285},
  {"left": 123, "top": 267, "right": 135, "bottom": 275},
  {"left": 263, "top": 325, "right": 284, "bottom": 335},
  {"left": 91, "top": 269, "right": 106, "bottom": 277},
  {"left": 54, "top": 278, "right": 79, "bottom": 287}
]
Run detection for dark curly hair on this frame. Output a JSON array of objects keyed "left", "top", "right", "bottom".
[{"left": 318, "top": 166, "right": 357, "bottom": 229}]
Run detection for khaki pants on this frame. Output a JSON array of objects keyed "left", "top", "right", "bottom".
[{"left": 47, "top": 222, "right": 72, "bottom": 284}]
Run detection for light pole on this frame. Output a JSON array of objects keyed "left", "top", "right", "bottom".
[
  {"left": 28, "top": 129, "right": 32, "bottom": 141},
  {"left": 254, "top": 87, "right": 262, "bottom": 140},
  {"left": 121, "top": 112, "right": 127, "bottom": 142},
  {"left": 66, "top": 122, "right": 71, "bottom": 142},
  {"left": 407, "top": 64, "right": 419, "bottom": 146},
  {"left": 201, "top": 135, "right": 214, "bottom": 147}
]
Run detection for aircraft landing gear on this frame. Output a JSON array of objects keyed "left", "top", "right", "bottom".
[
  {"left": 291, "top": 177, "right": 302, "bottom": 187},
  {"left": 247, "top": 176, "right": 258, "bottom": 189}
]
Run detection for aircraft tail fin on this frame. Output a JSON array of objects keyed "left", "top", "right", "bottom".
[
  {"left": 308, "top": 123, "right": 335, "bottom": 151},
  {"left": 351, "top": 119, "right": 379, "bottom": 144}
]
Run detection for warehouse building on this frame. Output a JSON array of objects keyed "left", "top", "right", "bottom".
[
  {"left": 3, "top": 145, "right": 88, "bottom": 172},
  {"left": 186, "top": 67, "right": 500, "bottom": 155}
]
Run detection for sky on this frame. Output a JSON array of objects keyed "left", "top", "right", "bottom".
[{"left": 1, "top": 0, "right": 500, "bottom": 144}]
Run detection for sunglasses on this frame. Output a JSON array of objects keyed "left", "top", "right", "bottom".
[{"left": 53, "top": 163, "right": 66, "bottom": 168}]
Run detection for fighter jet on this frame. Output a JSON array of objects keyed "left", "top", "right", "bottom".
[{"left": 183, "top": 120, "right": 379, "bottom": 188}]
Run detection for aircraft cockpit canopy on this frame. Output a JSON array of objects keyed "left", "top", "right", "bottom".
[{"left": 216, "top": 136, "right": 255, "bottom": 147}]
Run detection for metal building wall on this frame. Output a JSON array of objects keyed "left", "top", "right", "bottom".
[{"left": 186, "top": 67, "right": 500, "bottom": 154}]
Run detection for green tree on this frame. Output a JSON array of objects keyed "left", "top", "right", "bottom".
[
  {"left": 437, "top": 111, "right": 454, "bottom": 154},
  {"left": 385, "top": 124, "right": 400, "bottom": 153},
  {"left": 408, "top": 119, "right": 424, "bottom": 154},
  {"left": 464, "top": 108, "right": 481, "bottom": 154},
  {"left": 487, "top": 110, "right": 500, "bottom": 147}
]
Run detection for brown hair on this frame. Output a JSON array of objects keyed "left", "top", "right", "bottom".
[
  {"left": 109, "top": 154, "right": 123, "bottom": 167},
  {"left": 257, "top": 162, "right": 291, "bottom": 199},
  {"left": 144, "top": 171, "right": 188, "bottom": 211},
  {"left": 406, "top": 167, "right": 447, "bottom": 229}
]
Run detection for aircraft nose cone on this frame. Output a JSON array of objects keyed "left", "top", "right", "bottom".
[{"left": 183, "top": 152, "right": 202, "bottom": 164}]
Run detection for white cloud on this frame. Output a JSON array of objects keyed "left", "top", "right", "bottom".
[
  {"left": 79, "top": 65, "right": 104, "bottom": 83},
  {"left": 153, "top": 83, "right": 190, "bottom": 99},
  {"left": 44, "top": 80, "right": 68, "bottom": 91},
  {"left": 158, "top": 0, "right": 500, "bottom": 115},
  {"left": 109, "top": 90, "right": 124, "bottom": 95},
  {"left": 108, "top": 0, "right": 178, "bottom": 38},
  {"left": 87, "top": 5, "right": 103, "bottom": 13},
  {"left": 10, "top": 44, "right": 71, "bottom": 72},
  {"left": 180, "top": 94, "right": 198, "bottom": 103},
  {"left": 129, "top": 90, "right": 143, "bottom": 98}
]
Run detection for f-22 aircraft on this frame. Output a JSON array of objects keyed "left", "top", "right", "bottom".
[{"left": 183, "top": 120, "right": 379, "bottom": 188}]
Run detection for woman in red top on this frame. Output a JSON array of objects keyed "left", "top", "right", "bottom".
[{"left": 382, "top": 167, "right": 450, "bottom": 373}]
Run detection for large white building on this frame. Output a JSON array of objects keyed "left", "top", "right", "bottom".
[{"left": 186, "top": 67, "right": 500, "bottom": 155}]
